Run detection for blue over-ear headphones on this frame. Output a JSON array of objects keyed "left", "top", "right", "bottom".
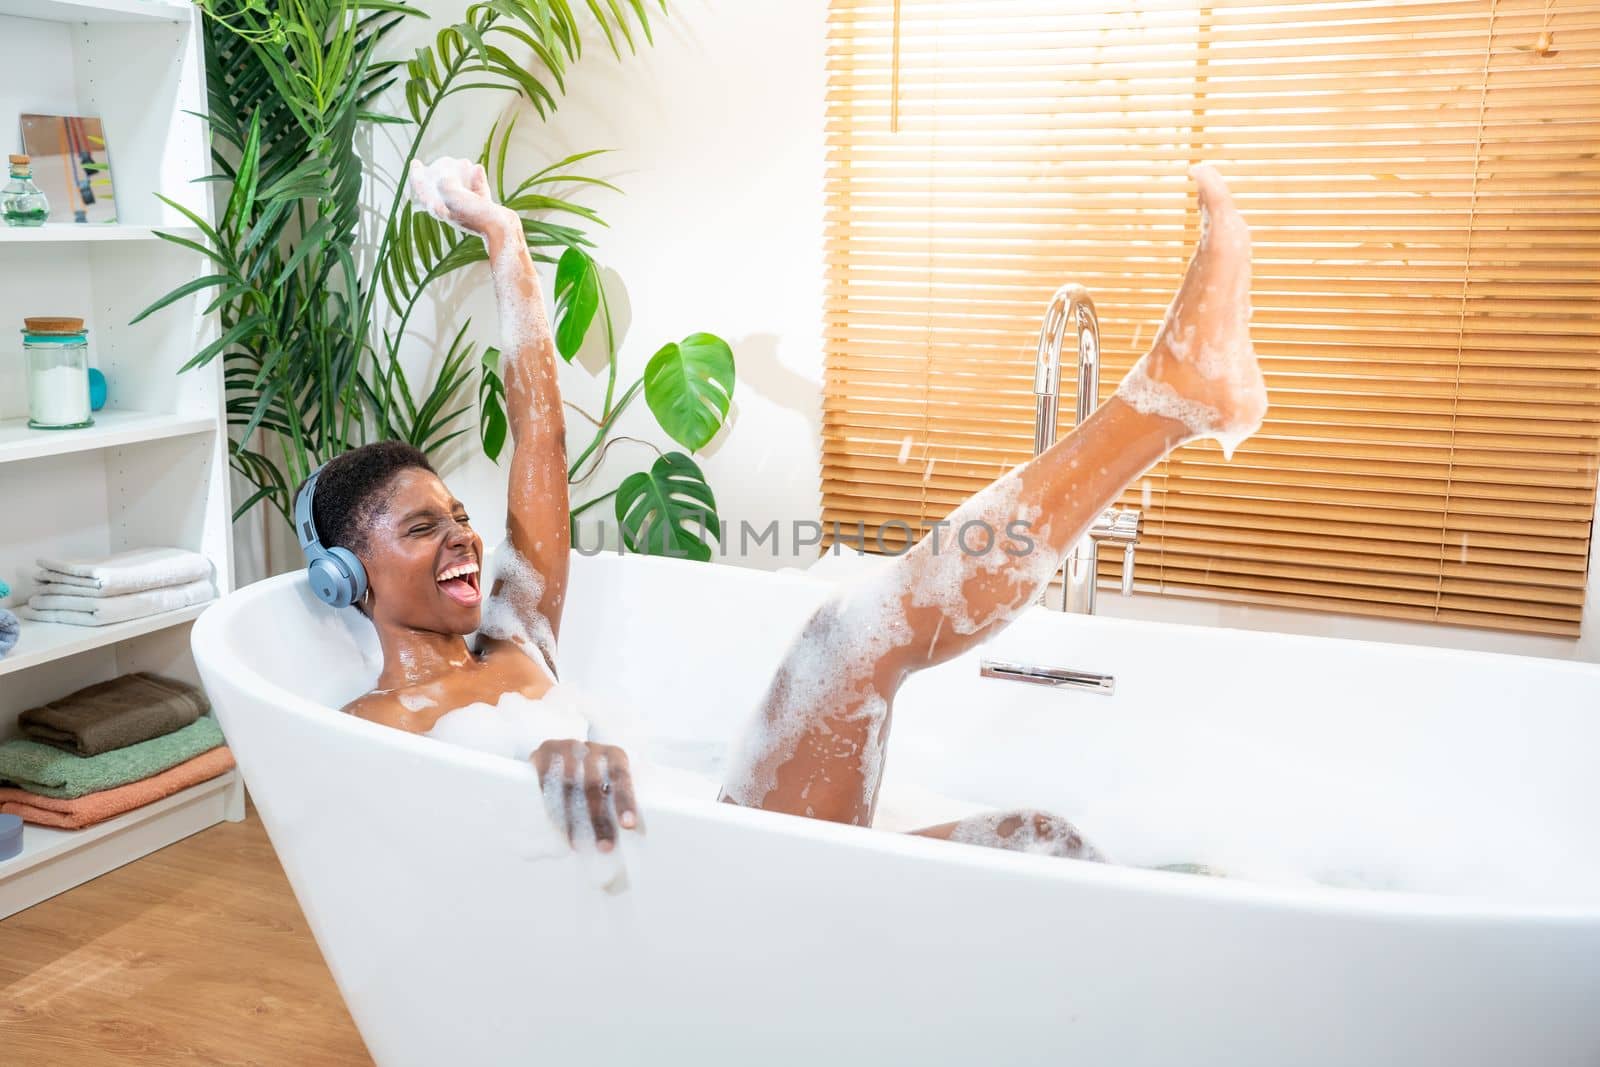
[{"left": 295, "top": 463, "right": 369, "bottom": 609}]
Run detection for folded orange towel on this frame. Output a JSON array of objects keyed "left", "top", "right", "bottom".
[{"left": 0, "top": 747, "right": 235, "bottom": 830}]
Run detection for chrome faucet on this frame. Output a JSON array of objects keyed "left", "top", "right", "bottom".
[{"left": 1032, "top": 283, "right": 1142, "bottom": 614}]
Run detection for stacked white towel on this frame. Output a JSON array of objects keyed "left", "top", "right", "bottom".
[{"left": 19, "top": 548, "right": 214, "bottom": 627}]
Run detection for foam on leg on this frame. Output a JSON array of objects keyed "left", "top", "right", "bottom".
[
  {"left": 722, "top": 470, "right": 1059, "bottom": 818},
  {"left": 721, "top": 575, "right": 913, "bottom": 812},
  {"left": 947, "top": 810, "right": 1108, "bottom": 862}
]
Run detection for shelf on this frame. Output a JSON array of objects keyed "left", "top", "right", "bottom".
[
  {"left": 0, "top": 410, "right": 215, "bottom": 465},
  {"left": 0, "top": 602, "right": 211, "bottom": 678},
  {"left": 0, "top": 769, "right": 240, "bottom": 917},
  {"left": 0, "top": 770, "right": 235, "bottom": 879},
  {"left": 0, "top": 224, "right": 203, "bottom": 244},
  {"left": 0, "top": 0, "right": 191, "bottom": 23}
]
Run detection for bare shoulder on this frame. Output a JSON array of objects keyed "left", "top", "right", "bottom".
[{"left": 342, "top": 690, "right": 420, "bottom": 731}]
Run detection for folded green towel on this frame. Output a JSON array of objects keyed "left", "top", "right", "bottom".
[
  {"left": 0, "top": 716, "right": 225, "bottom": 799},
  {"left": 20, "top": 672, "right": 208, "bottom": 757}
]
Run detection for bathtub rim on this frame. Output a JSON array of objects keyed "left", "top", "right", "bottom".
[{"left": 192, "top": 568, "right": 1600, "bottom": 926}]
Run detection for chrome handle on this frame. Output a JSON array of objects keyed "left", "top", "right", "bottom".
[
  {"left": 979, "top": 658, "right": 1115, "bottom": 696},
  {"left": 1089, "top": 506, "right": 1141, "bottom": 597}
]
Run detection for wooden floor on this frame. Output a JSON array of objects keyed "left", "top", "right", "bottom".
[{"left": 0, "top": 806, "right": 372, "bottom": 1066}]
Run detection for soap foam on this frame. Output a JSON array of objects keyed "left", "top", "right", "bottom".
[
  {"left": 425, "top": 687, "right": 590, "bottom": 762},
  {"left": 397, "top": 691, "right": 436, "bottom": 713},
  {"left": 948, "top": 810, "right": 1107, "bottom": 862},
  {"left": 900, "top": 466, "right": 1044, "bottom": 637},
  {"left": 723, "top": 468, "right": 1062, "bottom": 814},
  {"left": 488, "top": 237, "right": 556, "bottom": 398},
  {"left": 1114, "top": 315, "right": 1262, "bottom": 461},
  {"left": 903, "top": 478, "right": 1061, "bottom": 638},
  {"left": 720, "top": 573, "right": 914, "bottom": 813},
  {"left": 408, "top": 156, "right": 554, "bottom": 391},
  {"left": 1115, "top": 366, "right": 1231, "bottom": 449},
  {"left": 406, "top": 157, "right": 479, "bottom": 238},
  {"left": 427, "top": 686, "right": 632, "bottom": 892},
  {"left": 476, "top": 543, "right": 557, "bottom": 674}
]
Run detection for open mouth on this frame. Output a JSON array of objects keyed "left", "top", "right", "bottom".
[{"left": 436, "top": 559, "right": 482, "bottom": 607}]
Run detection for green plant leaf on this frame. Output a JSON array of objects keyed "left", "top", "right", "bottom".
[
  {"left": 479, "top": 345, "right": 508, "bottom": 462},
  {"left": 614, "top": 451, "right": 720, "bottom": 561},
  {"left": 552, "top": 246, "right": 600, "bottom": 361},
  {"left": 130, "top": 274, "right": 235, "bottom": 325},
  {"left": 643, "top": 333, "right": 735, "bottom": 452},
  {"left": 154, "top": 0, "right": 663, "bottom": 538}
]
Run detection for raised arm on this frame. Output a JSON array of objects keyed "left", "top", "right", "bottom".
[{"left": 408, "top": 159, "right": 570, "bottom": 667}]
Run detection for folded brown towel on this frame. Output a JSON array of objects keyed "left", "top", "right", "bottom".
[{"left": 18, "top": 673, "right": 208, "bottom": 757}]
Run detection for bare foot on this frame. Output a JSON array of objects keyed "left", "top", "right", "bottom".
[{"left": 1115, "top": 164, "right": 1268, "bottom": 457}]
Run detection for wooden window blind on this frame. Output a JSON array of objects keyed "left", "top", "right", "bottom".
[{"left": 821, "top": 0, "right": 1600, "bottom": 636}]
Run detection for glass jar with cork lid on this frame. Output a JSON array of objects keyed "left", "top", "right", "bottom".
[
  {"left": 2, "top": 155, "right": 49, "bottom": 227},
  {"left": 23, "top": 317, "right": 94, "bottom": 430}
]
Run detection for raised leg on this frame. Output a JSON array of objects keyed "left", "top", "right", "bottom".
[{"left": 719, "top": 164, "right": 1266, "bottom": 830}]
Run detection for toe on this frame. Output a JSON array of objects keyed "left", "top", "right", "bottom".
[
  {"left": 1190, "top": 164, "right": 1250, "bottom": 252},
  {"left": 1189, "top": 163, "right": 1232, "bottom": 213}
]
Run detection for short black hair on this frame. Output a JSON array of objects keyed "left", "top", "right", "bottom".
[{"left": 304, "top": 441, "right": 436, "bottom": 555}]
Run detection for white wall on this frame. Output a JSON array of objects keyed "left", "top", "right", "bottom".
[
  {"left": 241, "top": 0, "right": 1599, "bottom": 663},
  {"left": 360, "top": 0, "right": 828, "bottom": 571}
]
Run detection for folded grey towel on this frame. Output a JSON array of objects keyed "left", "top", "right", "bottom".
[
  {"left": 0, "top": 608, "right": 17, "bottom": 659},
  {"left": 19, "top": 672, "right": 208, "bottom": 756}
]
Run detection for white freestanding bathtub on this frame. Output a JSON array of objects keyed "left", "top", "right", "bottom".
[{"left": 192, "top": 550, "right": 1600, "bottom": 1066}]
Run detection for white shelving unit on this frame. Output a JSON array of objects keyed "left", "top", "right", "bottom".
[
  {"left": 0, "top": 603, "right": 211, "bottom": 678},
  {"left": 0, "top": 409, "right": 215, "bottom": 462},
  {"left": 0, "top": 0, "right": 242, "bottom": 919},
  {"left": 0, "top": 223, "right": 202, "bottom": 243},
  {"left": 0, "top": 0, "right": 192, "bottom": 22}
]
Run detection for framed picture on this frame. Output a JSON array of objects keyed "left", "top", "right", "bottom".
[{"left": 19, "top": 114, "right": 116, "bottom": 225}]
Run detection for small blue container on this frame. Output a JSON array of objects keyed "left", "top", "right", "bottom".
[
  {"left": 88, "top": 366, "right": 107, "bottom": 411},
  {"left": 0, "top": 813, "right": 21, "bottom": 862}
]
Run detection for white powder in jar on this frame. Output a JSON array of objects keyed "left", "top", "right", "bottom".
[{"left": 28, "top": 364, "right": 90, "bottom": 426}]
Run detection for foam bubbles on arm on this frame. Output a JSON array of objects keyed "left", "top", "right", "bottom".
[{"left": 477, "top": 542, "right": 559, "bottom": 678}]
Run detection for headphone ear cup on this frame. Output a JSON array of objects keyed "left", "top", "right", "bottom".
[
  {"left": 307, "top": 556, "right": 353, "bottom": 608},
  {"left": 328, "top": 546, "right": 368, "bottom": 606}
]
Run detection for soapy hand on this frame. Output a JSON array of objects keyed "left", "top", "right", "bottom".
[
  {"left": 407, "top": 157, "right": 516, "bottom": 238},
  {"left": 531, "top": 739, "right": 640, "bottom": 852}
]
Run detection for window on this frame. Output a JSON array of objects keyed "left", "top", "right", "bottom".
[{"left": 822, "top": 0, "right": 1600, "bottom": 635}]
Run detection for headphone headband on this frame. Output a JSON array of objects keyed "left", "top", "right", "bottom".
[
  {"left": 295, "top": 462, "right": 368, "bottom": 609},
  {"left": 294, "top": 465, "right": 328, "bottom": 557}
]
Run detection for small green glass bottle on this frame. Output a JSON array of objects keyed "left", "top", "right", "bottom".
[{"left": 3, "top": 154, "right": 49, "bottom": 228}]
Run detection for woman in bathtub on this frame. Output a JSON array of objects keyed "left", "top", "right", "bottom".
[{"left": 311, "top": 157, "right": 1265, "bottom": 858}]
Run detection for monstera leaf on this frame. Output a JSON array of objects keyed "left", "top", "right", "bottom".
[
  {"left": 643, "top": 332, "right": 734, "bottom": 452},
  {"left": 478, "top": 345, "right": 508, "bottom": 462},
  {"left": 552, "top": 246, "right": 600, "bottom": 361},
  {"left": 614, "top": 451, "right": 720, "bottom": 561}
]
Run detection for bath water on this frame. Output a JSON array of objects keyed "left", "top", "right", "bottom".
[{"left": 429, "top": 693, "right": 1529, "bottom": 897}]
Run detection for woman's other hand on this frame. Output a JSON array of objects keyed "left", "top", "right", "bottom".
[
  {"left": 531, "top": 739, "right": 640, "bottom": 852},
  {"left": 407, "top": 157, "right": 516, "bottom": 238}
]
